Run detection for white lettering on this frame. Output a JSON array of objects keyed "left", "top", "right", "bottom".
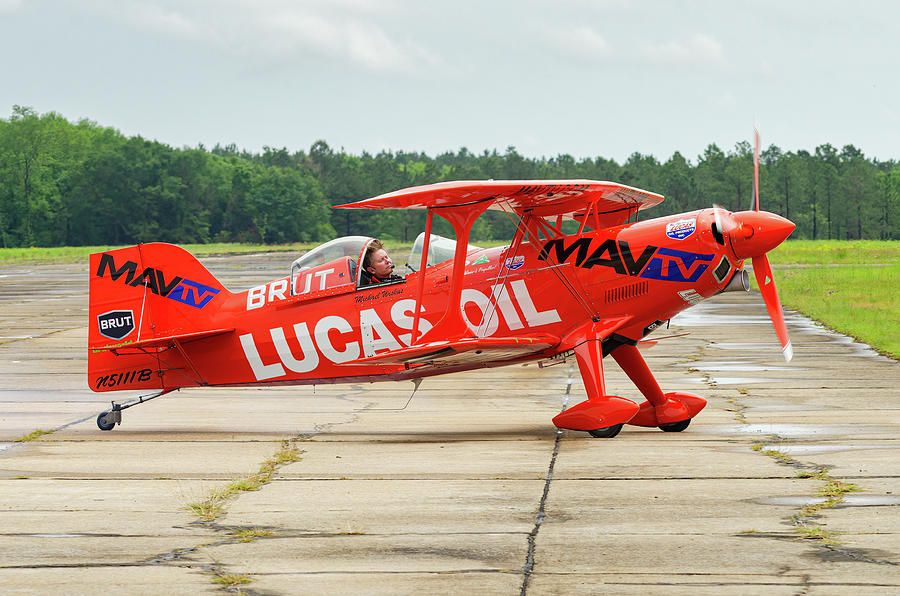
[
  {"left": 314, "top": 315, "right": 360, "bottom": 363},
  {"left": 299, "top": 273, "right": 313, "bottom": 294},
  {"left": 391, "top": 299, "right": 432, "bottom": 346},
  {"left": 271, "top": 323, "right": 319, "bottom": 373},
  {"left": 239, "top": 332, "right": 285, "bottom": 380},
  {"left": 314, "top": 268, "right": 335, "bottom": 291},
  {"left": 490, "top": 284, "right": 523, "bottom": 330},
  {"left": 461, "top": 288, "right": 499, "bottom": 337},
  {"left": 360, "top": 308, "right": 402, "bottom": 357},
  {"left": 510, "top": 280, "right": 561, "bottom": 327},
  {"left": 247, "top": 285, "right": 266, "bottom": 310},
  {"left": 268, "top": 279, "right": 288, "bottom": 303}
]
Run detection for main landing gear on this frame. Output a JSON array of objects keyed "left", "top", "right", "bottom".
[
  {"left": 96, "top": 389, "right": 170, "bottom": 431},
  {"left": 552, "top": 326, "right": 706, "bottom": 439}
]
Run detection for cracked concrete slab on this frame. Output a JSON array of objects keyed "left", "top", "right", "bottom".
[{"left": 0, "top": 255, "right": 897, "bottom": 594}]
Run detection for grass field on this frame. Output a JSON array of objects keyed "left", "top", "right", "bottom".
[
  {"left": 764, "top": 240, "right": 899, "bottom": 359},
  {"left": 2, "top": 239, "right": 897, "bottom": 358},
  {"left": 0, "top": 242, "right": 316, "bottom": 265}
]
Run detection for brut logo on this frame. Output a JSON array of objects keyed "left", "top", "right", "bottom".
[{"left": 97, "top": 310, "right": 135, "bottom": 340}]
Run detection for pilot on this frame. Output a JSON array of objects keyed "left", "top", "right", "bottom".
[{"left": 362, "top": 239, "right": 403, "bottom": 285}]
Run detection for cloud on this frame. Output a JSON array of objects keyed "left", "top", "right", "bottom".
[
  {"left": 0, "top": 0, "right": 23, "bottom": 13},
  {"left": 642, "top": 33, "right": 727, "bottom": 66},
  {"left": 547, "top": 25, "right": 611, "bottom": 62},
  {"left": 255, "top": 9, "right": 431, "bottom": 73},
  {"left": 78, "top": 0, "right": 434, "bottom": 74}
]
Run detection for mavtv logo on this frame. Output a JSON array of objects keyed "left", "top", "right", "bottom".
[{"left": 95, "top": 253, "right": 220, "bottom": 309}]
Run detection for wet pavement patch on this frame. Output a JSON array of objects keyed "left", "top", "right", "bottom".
[
  {"left": 753, "top": 444, "right": 898, "bottom": 455},
  {"left": 755, "top": 495, "right": 900, "bottom": 507},
  {"left": 699, "top": 423, "right": 894, "bottom": 438}
]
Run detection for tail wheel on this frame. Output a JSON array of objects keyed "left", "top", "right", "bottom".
[
  {"left": 97, "top": 411, "right": 116, "bottom": 431},
  {"left": 659, "top": 419, "right": 691, "bottom": 432},
  {"left": 588, "top": 423, "right": 624, "bottom": 438}
]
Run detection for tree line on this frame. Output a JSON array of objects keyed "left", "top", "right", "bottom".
[{"left": 1, "top": 106, "right": 897, "bottom": 248}]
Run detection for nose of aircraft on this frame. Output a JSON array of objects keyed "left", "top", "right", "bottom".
[{"left": 729, "top": 211, "right": 796, "bottom": 260}]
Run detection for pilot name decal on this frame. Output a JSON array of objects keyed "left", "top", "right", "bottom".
[
  {"left": 239, "top": 282, "right": 560, "bottom": 381},
  {"left": 96, "top": 253, "right": 220, "bottom": 309},
  {"left": 539, "top": 238, "right": 714, "bottom": 283}
]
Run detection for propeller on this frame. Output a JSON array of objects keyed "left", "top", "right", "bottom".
[
  {"left": 740, "top": 128, "right": 793, "bottom": 361},
  {"left": 711, "top": 204, "right": 737, "bottom": 245}
]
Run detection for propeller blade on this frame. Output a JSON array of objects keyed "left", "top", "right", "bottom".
[
  {"left": 753, "top": 127, "right": 761, "bottom": 211},
  {"left": 711, "top": 204, "right": 738, "bottom": 245},
  {"left": 751, "top": 254, "right": 792, "bottom": 361}
]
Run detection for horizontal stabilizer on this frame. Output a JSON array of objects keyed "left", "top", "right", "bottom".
[
  {"left": 101, "top": 328, "right": 234, "bottom": 353},
  {"left": 341, "top": 335, "right": 559, "bottom": 367}
]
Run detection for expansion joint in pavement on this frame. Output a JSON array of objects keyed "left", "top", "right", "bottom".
[{"left": 520, "top": 365, "right": 573, "bottom": 595}]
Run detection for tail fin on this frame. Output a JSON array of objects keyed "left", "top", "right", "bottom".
[{"left": 88, "top": 243, "right": 230, "bottom": 393}]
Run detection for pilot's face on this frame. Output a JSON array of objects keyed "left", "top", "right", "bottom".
[{"left": 367, "top": 249, "right": 393, "bottom": 278}]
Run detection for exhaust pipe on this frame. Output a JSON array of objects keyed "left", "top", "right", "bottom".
[{"left": 723, "top": 269, "right": 750, "bottom": 293}]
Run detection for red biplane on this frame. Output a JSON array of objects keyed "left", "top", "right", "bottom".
[{"left": 88, "top": 147, "right": 794, "bottom": 437}]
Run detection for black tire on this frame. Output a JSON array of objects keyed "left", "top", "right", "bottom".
[
  {"left": 659, "top": 419, "right": 691, "bottom": 432},
  {"left": 588, "top": 423, "right": 624, "bottom": 438},
  {"left": 97, "top": 412, "right": 116, "bottom": 431}
]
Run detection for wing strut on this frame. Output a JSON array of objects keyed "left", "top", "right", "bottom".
[
  {"left": 410, "top": 208, "right": 433, "bottom": 345},
  {"left": 517, "top": 211, "right": 598, "bottom": 321},
  {"left": 416, "top": 198, "right": 494, "bottom": 343}
]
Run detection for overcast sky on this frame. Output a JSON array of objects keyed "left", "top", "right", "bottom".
[{"left": 2, "top": 0, "right": 898, "bottom": 164}]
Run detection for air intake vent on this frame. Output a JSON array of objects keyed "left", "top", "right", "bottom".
[
  {"left": 606, "top": 281, "right": 649, "bottom": 303},
  {"left": 712, "top": 256, "right": 731, "bottom": 283}
]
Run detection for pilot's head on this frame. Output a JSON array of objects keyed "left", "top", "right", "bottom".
[{"left": 364, "top": 239, "right": 394, "bottom": 279}]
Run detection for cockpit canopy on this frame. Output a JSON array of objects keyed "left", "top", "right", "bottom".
[
  {"left": 291, "top": 236, "right": 371, "bottom": 273},
  {"left": 407, "top": 232, "right": 480, "bottom": 271},
  {"left": 288, "top": 233, "right": 482, "bottom": 294}
]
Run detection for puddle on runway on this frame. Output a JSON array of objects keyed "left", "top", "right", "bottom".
[
  {"left": 751, "top": 444, "right": 897, "bottom": 455},
  {"left": 710, "top": 342, "right": 785, "bottom": 351},
  {"left": 745, "top": 404, "right": 820, "bottom": 412},
  {"left": 677, "top": 361, "right": 806, "bottom": 372},
  {"left": 700, "top": 423, "right": 859, "bottom": 438},
  {"left": 0, "top": 442, "right": 12, "bottom": 453},
  {"left": 756, "top": 495, "right": 900, "bottom": 507},
  {"left": 672, "top": 312, "right": 772, "bottom": 326},
  {"left": 674, "top": 297, "right": 891, "bottom": 362},
  {"left": 685, "top": 376, "right": 781, "bottom": 385}
]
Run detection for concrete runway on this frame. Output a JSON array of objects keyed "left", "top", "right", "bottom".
[{"left": 1, "top": 255, "right": 898, "bottom": 594}]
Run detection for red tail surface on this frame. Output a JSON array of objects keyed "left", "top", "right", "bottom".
[{"left": 88, "top": 243, "right": 230, "bottom": 392}]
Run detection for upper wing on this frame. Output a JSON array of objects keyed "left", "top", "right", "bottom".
[{"left": 336, "top": 180, "right": 663, "bottom": 226}]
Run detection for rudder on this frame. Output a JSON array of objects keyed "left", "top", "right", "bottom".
[{"left": 88, "top": 243, "right": 230, "bottom": 393}]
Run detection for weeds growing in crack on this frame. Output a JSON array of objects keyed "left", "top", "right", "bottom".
[
  {"left": 725, "top": 394, "right": 749, "bottom": 424},
  {"left": 211, "top": 571, "right": 251, "bottom": 589},
  {"left": 818, "top": 479, "right": 861, "bottom": 499},
  {"left": 188, "top": 439, "right": 302, "bottom": 521},
  {"left": 233, "top": 528, "right": 272, "bottom": 543},
  {"left": 796, "top": 468, "right": 830, "bottom": 480},
  {"left": 14, "top": 429, "right": 52, "bottom": 442},
  {"left": 750, "top": 441, "right": 865, "bottom": 547},
  {"left": 794, "top": 525, "right": 843, "bottom": 545},
  {"left": 761, "top": 448, "right": 795, "bottom": 465}
]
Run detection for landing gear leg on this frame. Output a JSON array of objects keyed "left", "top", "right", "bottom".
[
  {"left": 611, "top": 344, "right": 706, "bottom": 430},
  {"left": 552, "top": 323, "right": 639, "bottom": 438},
  {"left": 96, "top": 389, "right": 170, "bottom": 431}
]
